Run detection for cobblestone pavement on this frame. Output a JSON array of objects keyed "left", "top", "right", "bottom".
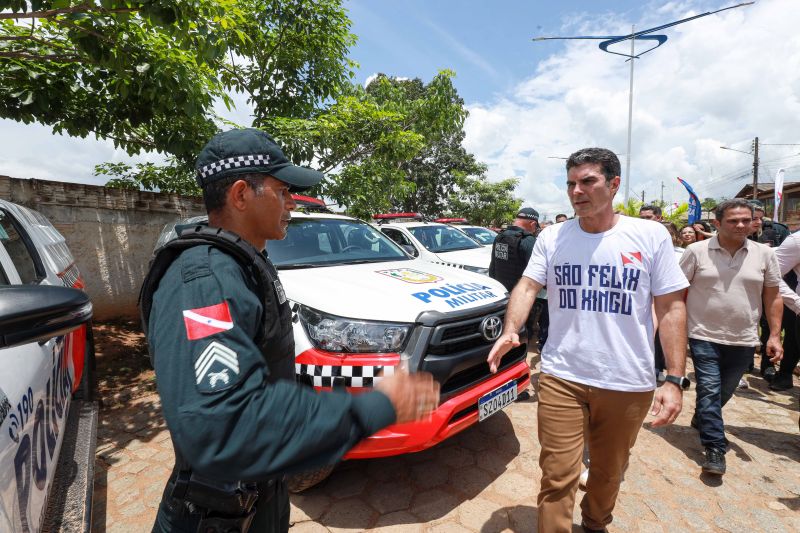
[{"left": 93, "top": 350, "right": 800, "bottom": 533}]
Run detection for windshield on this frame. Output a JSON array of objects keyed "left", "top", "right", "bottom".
[
  {"left": 408, "top": 225, "right": 482, "bottom": 253},
  {"left": 463, "top": 227, "right": 497, "bottom": 245},
  {"left": 267, "top": 218, "right": 411, "bottom": 268}
]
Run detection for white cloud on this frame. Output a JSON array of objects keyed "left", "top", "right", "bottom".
[{"left": 464, "top": 0, "right": 800, "bottom": 218}]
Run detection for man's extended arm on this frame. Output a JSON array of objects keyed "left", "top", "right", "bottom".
[
  {"left": 486, "top": 276, "right": 543, "bottom": 373},
  {"left": 650, "top": 290, "right": 687, "bottom": 427},
  {"left": 775, "top": 234, "right": 800, "bottom": 314}
]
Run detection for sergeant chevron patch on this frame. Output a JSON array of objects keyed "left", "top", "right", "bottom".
[{"left": 195, "top": 341, "right": 240, "bottom": 392}]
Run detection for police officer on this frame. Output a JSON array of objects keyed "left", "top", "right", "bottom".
[
  {"left": 489, "top": 207, "right": 541, "bottom": 341},
  {"left": 141, "top": 128, "right": 440, "bottom": 532}
]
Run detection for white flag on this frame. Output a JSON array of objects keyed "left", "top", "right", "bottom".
[{"left": 774, "top": 168, "right": 785, "bottom": 221}]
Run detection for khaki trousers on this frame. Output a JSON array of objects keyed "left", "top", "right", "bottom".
[{"left": 537, "top": 373, "right": 653, "bottom": 532}]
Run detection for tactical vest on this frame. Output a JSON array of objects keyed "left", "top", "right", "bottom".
[
  {"left": 491, "top": 228, "right": 533, "bottom": 292},
  {"left": 140, "top": 224, "right": 295, "bottom": 382}
]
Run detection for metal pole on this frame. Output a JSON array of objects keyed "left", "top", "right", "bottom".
[
  {"left": 624, "top": 25, "right": 635, "bottom": 204},
  {"left": 752, "top": 136, "right": 759, "bottom": 200}
]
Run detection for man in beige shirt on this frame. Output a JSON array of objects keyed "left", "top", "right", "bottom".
[{"left": 679, "top": 198, "right": 783, "bottom": 476}]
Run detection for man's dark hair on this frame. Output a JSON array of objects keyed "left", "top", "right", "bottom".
[
  {"left": 555, "top": 213, "right": 568, "bottom": 220},
  {"left": 566, "top": 147, "right": 621, "bottom": 181},
  {"left": 714, "top": 198, "right": 754, "bottom": 221},
  {"left": 639, "top": 204, "right": 662, "bottom": 216},
  {"left": 202, "top": 173, "right": 267, "bottom": 213}
]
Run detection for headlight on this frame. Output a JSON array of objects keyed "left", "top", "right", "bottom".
[
  {"left": 462, "top": 264, "right": 489, "bottom": 275},
  {"left": 298, "top": 306, "right": 411, "bottom": 353}
]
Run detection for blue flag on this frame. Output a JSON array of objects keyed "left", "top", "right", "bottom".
[{"left": 677, "top": 177, "right": 701, "bottom": 224}]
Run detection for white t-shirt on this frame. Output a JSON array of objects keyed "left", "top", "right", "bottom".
[{"left": 523, "top": 216, "right": 689, "bottom": 392}]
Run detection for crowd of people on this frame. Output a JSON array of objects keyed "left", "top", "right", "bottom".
[{"left": 488, "top": 148, "right": 798, "bottom": 532}]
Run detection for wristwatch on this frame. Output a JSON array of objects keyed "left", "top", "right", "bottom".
[{"left": 664, "top": 375, "right": 690, "bottom": 389}]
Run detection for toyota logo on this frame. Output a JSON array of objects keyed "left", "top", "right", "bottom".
[{"left": 480, "top": 315, "right": 503, "bottom": 342}]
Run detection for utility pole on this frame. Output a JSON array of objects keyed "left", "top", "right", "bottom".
[
  {"left": 660, "top": 181, "right": 665, "bottom": 205},
  {"left": 751, "top": 136, "right": 759, "bottom": 200},
  {"left": 641, "top": 190, "right": 645, "bottom": 203}
]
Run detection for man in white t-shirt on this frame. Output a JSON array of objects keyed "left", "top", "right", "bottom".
[{"left": 487, "top": 147, "right": 689, "bottom": 533}]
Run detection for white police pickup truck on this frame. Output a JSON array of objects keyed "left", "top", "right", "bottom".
[
  {"left": 157, "top": 202, "right": 530, "bottom": 489},
  {"left": 372, "top": 213, "right": 492, "bottom": 274},
  {"left": 0, "top": 199, "right": 96, "bottom": 532}
]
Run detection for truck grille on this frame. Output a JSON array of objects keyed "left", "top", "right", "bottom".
[{"left": 411, "top": 301, "right": 528, "bottom": 401}]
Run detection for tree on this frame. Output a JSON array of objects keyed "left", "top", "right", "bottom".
[
  {"left": 264, "top": 71, "right": 478, "bottom": 220},
  {"left": 1, "top": 1, "right": 357, "bottom": 170},
  {"left": 701, "top": 197, "right": 718, "bottom": 219},
  {"left": 613, "top": 198, "right": 644, "bottom": 216},
  {"left": 364, "top": 75, "right": 485, "bottom": 217},
  {"left": 0, "top": 1, "right": 241, "bottom": 162},
  {"left": 446, "top": 176, "right": 521, "bottom": 227}
]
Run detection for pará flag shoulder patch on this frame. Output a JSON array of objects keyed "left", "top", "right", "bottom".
[
  {"left": 195, "top": 340, "right": 240, "bottom": 393},
  {"left": 621, "top": 251, "right": 643, "bottom": 269},
  {"left": 183, "top": 302, "right": 233, "bottom": 340}
]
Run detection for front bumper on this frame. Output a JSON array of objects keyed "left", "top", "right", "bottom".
[{"left": 345, "top": 359, "right": 530, "bottom": 459}]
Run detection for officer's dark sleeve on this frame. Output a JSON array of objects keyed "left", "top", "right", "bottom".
[{"left": 149, "top": 246, "right": 396, "bottom": 482}]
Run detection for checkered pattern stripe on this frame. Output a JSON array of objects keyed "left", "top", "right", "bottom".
[
  {"left": 295, "top": 363, "right": 396, "bottom": 388},
  {"left": 197, "top": 154, "right": 271, "bottom": 180}
]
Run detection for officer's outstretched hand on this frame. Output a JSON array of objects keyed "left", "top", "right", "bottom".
[
  {"left": 377, "top": 370, "right": 440, "bottom": 424},
  {"left": 487, "top": 332, "right": 519, "bottom": 373}
]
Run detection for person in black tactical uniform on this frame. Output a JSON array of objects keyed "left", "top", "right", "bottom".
[
  {"left": 140, "top": 128, "right": 440, "bottom": 533},
  {"left": 489, "top": 207, "right": 542, "bottom": 344}
]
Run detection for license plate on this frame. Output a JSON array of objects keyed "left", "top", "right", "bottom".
[{"left": 478, "top": 380, "right": 517, "bottom": 421}]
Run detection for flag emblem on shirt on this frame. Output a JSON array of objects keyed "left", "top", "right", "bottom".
[
  {"left": 621, "top": 251, "right": 643, "bottom": 269},
  {"left": 183, "top": 302, "right": 234, "bottom": 340}
]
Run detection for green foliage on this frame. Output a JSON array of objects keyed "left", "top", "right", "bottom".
[
  {"left": 0, "top": 0, "right": 357, "bottom": 172},
  {"left": 613, "top": 198, "right": 644, "bottom": 217},
  {"left": 95, "top": 160, "right": 199, "bottom": 195},
  {"left": 0, "top": 1, "right": 242, "bottom": 162},
  {"left": 664, "top": 202, "right": 689, "bottom": 224},
  {"left": 446, "top": 176, "right": 522, "bottom": 227},
  {"left": 265, "top": 71, "right": 482, "bottom": 220}
]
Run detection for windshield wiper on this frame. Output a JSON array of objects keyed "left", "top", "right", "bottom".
[{"left": 277, "top": 263, "right": 323, "bottom": 270}]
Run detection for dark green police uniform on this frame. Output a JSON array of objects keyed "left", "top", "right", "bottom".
[
  {"left": 147, "top": 230, "right": 395, "bottom": 532},
  {"left": 145, "top": 128, "right": 397, "bottom": 533}
]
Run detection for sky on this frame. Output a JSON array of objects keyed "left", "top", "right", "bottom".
[{"left": 2, "top": 0, "right": 799, "bottom": 219}]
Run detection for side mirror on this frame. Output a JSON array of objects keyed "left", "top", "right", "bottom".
[
  {"left": 0, "top": 285, "right": 93, "bottom": 348},
  {"left": 401, "top": 244, "right": 419, "bottom": 257}
]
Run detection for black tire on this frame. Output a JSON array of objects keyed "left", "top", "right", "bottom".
[{"left": 287, "top": 465, "right": 335, "bottom": 493}]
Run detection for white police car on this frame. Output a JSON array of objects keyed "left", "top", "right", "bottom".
[
  {"left": 433, "top": 218, "right": 498, "bottom": 247},
  {"left": 157, "top": 203, "right": 530, "bottom": 489},
  {"left": 0, "top": 199, "right": 95, "bottom": 532},
  {"left": 372, "top": 213, "right": 491, "bottom": 274}
]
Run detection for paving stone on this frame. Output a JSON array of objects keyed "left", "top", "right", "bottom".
[
  {"left": 506, "top": 504, "right": 537, "bottom": 532},
  {"left": 749, "top": 508, "right": 788, "bottom": 533},
  {"left": 369, "top": 510, "right": 423, "bottom": 532},
  {"left": 491, "top": 471, "right": 535, "bottom": 502},
  {"left": 324, "top": 467, "right": 369, "bottom": 499},
  {"left": 425, "top": 520, "right": 473, "bottom": 533},
  {"left": 411, "top": 460, "right": 449, "bottom": 489},
  {"left": 678, "top": 510, "right": 713, "bottom": 532},
  {"left": 322, "top": 497, "right": 376, "bottom": 532},
  {"left": 637, "top": 520, "right": 665, "bottom": 533},
  {"left": 457, "top": 496, "right": 509, "bottom": 532},
  {"left": 290, "top": 521, "right": 330, "bottom": 533},
  {"left": 409, "top": 488, "right": 460, "bottom": 523},
  {"left": 365, "top": 481, "right": 414, "bottom": 514},
  {"left": 291, "top": 493, "right": 332, "bottom": 522}
]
